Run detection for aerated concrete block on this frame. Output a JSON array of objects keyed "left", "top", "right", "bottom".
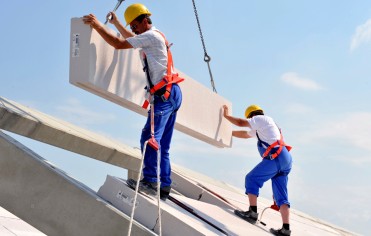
[
  {"left": 0, "top": 131, "right": 154, "bottom": 236},
  {"left": 0, "top": 96, "right": 142, "bottom": 172},
  {"left": 69, "top": 17, "right": 232, "bottom": 148},
  {"left": 97, "top": 175, "right": 222, "bottom": 236}
]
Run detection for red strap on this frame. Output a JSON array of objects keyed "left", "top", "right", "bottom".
[
  {"left": 147, "top": 31, "right": 184, "bottom": 96},
  {"left": 149, "top": 79, "right": 167, "bottom": 94},
  {"left": 262, "top": 134, "right": 291, "bottom": 159}
]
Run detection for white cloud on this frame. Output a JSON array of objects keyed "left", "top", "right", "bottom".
[
  {"left": 54, "top": 98, "right": 116, "bottom": 126},
  {"left": 285, "top": 103, "right": 316, "bottom": 115},
  {"left": 281, "top": 72, "right": 324, "bottom": 90},
  {"left": 291, "top": 182, "right": 371, "bottom": 231},
  {"left": 284, "top": 110, "right": 371, "bottom": 168},
  {"left": 316, "top": 112, "right": 371, "bottom": 151},
  {"left": 350, "top": 19, "right": 371, "bottom": 51}
]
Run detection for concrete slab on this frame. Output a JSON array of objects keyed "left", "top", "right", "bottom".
[
  {"left": 0, "top": 214, "right": 45, "bottom": 236},
  {"left": 98, "top": 175, "right": 356, "bottom": 236},
  {"left": 97, "top": 175, "right": 221, "bottom": 236},
  {"left": 69, "top": 17, "right": 232, "bottom": 148},
  {"left": 0, "top": 96, "right": 142, "bottom": 172},
  {"left": 171, "top": 195, "right": 270, "bottom": 236},
  {"left": 0, "top": 97, "right": 357, "bottom": 236},
  {"left": 0, "top": 226, "right": 17, "bottom": 236},
  {"left": 0, "top": 206, "right": 46, "bottom": 236},
  {"left": 171, "top": 165, "right": 357, "bottom": 236},
  {"left": 171, "top": 169, "right": 240, "bottom": 210},
  {"left": 0, "top": 131, "right": 155, "bottom": 236}
]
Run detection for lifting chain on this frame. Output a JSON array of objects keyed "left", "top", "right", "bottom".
[{"left": 191, "top": 0, "right": 217, "bottom": 93}]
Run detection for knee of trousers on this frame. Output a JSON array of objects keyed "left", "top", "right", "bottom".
[{"left": 245, "top": 174, "right": 260, "bottom": 195}]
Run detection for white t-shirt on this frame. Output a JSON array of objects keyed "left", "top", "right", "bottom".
[
  {"left": 247, "top": 115, "right": 281, "bottom": 146},
  {"left": 126, "top": 26, "right": 167, "bottom": 86}
]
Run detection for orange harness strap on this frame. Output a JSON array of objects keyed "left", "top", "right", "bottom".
[
  {"left": 262, "top": 133, "right": 292, "bottom": 159},
  {"left": 142, "top": 31, "right": 184, "bottom": 109}
]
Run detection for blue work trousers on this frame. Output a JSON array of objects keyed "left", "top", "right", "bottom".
[
  {"left": 140, "top": 84, "right": 182, "bottom": 188},
  {"left": 245, "top": 146, "right": 292, "bottom": 207}
]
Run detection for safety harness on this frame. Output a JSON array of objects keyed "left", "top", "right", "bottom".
[
  {"left": 256, "top": 130, "right": 292, "bottom": 160},
  {"left": 142, "top": 31, "right": 184, "bottom": 109}
]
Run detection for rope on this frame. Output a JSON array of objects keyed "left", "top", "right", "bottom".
[
  {"left": 127, "top": 141, "right": 147, "bottom": 236},
  {"left": 156, "top": 148, "right": 162, "bottom": 235},
  {"left": 151, "top": 96, "right": 162, "bottom": 235},
  {"left": 191, "top": 0, "right": 217, "bottom": 93},
  {"left": 127, "top": 98, "right": 162, "bottom": 236}
]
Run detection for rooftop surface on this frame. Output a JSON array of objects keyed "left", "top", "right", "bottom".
[{"left": 0, "top": 96, "right": 358, "bottom": 236}]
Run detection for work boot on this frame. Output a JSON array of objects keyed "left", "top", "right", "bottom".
[
  {"left": 270, "top": 227, "right": 291, "bottom": 236},
  {"left": 139, "top": 180, "right": 158, "bottom": 196},
  {"left": 126, "top": 179, "right": 157, "bottom": 196},
  {"left": 234, "top": 207, "right": 258, "bottom": 224},
  {"left": 160, "top": 186, "right": 171, "bottom": 201}
]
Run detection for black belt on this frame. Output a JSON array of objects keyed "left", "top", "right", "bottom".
[{"left": 153, "top": 86, "right": 168, "bottom": 96}]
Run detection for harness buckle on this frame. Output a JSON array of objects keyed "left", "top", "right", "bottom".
[
  {"left": 161, "top": 95, "right": 167, "bottom": 102},
  {"left": 160, "top": 90, "right": 171, "bottom": 102},
  {"left": 263, "top": 154, "right": 275, "bottom": 160}
]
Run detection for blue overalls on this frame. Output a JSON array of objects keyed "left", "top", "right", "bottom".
[
  {"left": 140, "top": 84, "right": 182, "bottom": 188},
  {"left": 245, "top": 132, "right": 293, "bottom": 207}
]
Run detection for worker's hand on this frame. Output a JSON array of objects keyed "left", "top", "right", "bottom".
[
  {"left": 107, "top": 11, "right": 119, "bottom": 25},
  {"left": 222, "top": 105, "right": 229, "bottom": 118},
  {"left": 82, "top": 14, "right": 102, "bottom": 29}
]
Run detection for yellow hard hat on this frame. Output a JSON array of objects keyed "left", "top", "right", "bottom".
[
  {"left": 124, "top": 3, "right": 152, "bottom": 26},
  {"left": 245, "top": 105, "right": 263, "bottom": 118}
]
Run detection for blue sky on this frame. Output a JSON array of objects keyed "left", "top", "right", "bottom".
[{"left": 1, "top": 1, "right": 371, "bottom": 235}]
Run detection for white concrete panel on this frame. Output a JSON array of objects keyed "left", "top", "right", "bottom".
[
  {"left": 171, "top": 166, "right": 357, "bottom": 236},
  {"left": 97, "top": 175, "right": 221, "bottom": 236},
  {"left": 173, "top": 195, "right": 270, "bottom": 236},
  {"left": 0, "top": 96, "right": 142, "bottom": 172},
  {"left": 0, "top": 206, "right": 46, "bottom": 236},
  {"left": 0, "top": 226, "right": 16, "bottom": 236},
  {"left": 0, "top": 216, "right": 46, "bottom": 236},
  {"left": 69, "top": 17, "right": 232, "bottom": 148},
  {"left": 171, "top": 169, "right": 239, "bottom": 210},
  {"left": 0, "top": 98, "right": 357, "bottom": 236},
  {"left": 0, "top": 131, "right": 155, "bottom": 236}
]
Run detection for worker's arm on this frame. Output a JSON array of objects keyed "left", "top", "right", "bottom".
[
  {"left": 223, "top": 105, "right": 250, "bottom": 127},
  {"left": 107, "top": 12, "right": 135, "bottom": 39},
  {"left": 232, "top": 130, "right": 252, "bottom": 139},
  {"left": 82, "top": 14, "right": 133, "bottom": 49}
]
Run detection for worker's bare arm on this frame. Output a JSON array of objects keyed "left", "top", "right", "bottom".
[
  {"left": 232, "top": 130, "right": 252, "bottom": 139},
  {"left": 107, "top": 12, "right": 136, "bottom": 39},
  {"left": 223, "top": 105, "right": 250, "bottom": 127},
  {"left": 82, "top": 14, "right": 133, "bottom": 49}
]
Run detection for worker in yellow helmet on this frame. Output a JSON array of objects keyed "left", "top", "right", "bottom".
[
  {"left": 83, "top": 4, "right": 184, "bottom": 201},
  {"left": 223, "top": 104, "right": 293, "bottom": 236}
]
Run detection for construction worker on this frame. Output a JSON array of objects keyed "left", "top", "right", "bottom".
[
  {"left": 82, "top": 3, "right": 183, "bottom": 201},
  {"left": 223, "top": 104, "right": 292, "bottom": 236}
]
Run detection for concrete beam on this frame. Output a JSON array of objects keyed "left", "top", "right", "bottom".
[
  {"left": 0, "top": 131, "right": 155, "bottom": 236},
  {"left": 69, "top": 17, "right": 232, "bottom": 148},
  {"left": 0, "top": 96, "right": 141, "bottom": 172}
]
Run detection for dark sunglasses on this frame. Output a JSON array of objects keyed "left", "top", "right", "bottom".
[{"left": 130, "top": 23, "right": 138, "bottom": 31}]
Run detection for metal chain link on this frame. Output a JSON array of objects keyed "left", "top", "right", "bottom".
[{"left": 191, "top": 0, "right": 217, "bottom": 93}]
